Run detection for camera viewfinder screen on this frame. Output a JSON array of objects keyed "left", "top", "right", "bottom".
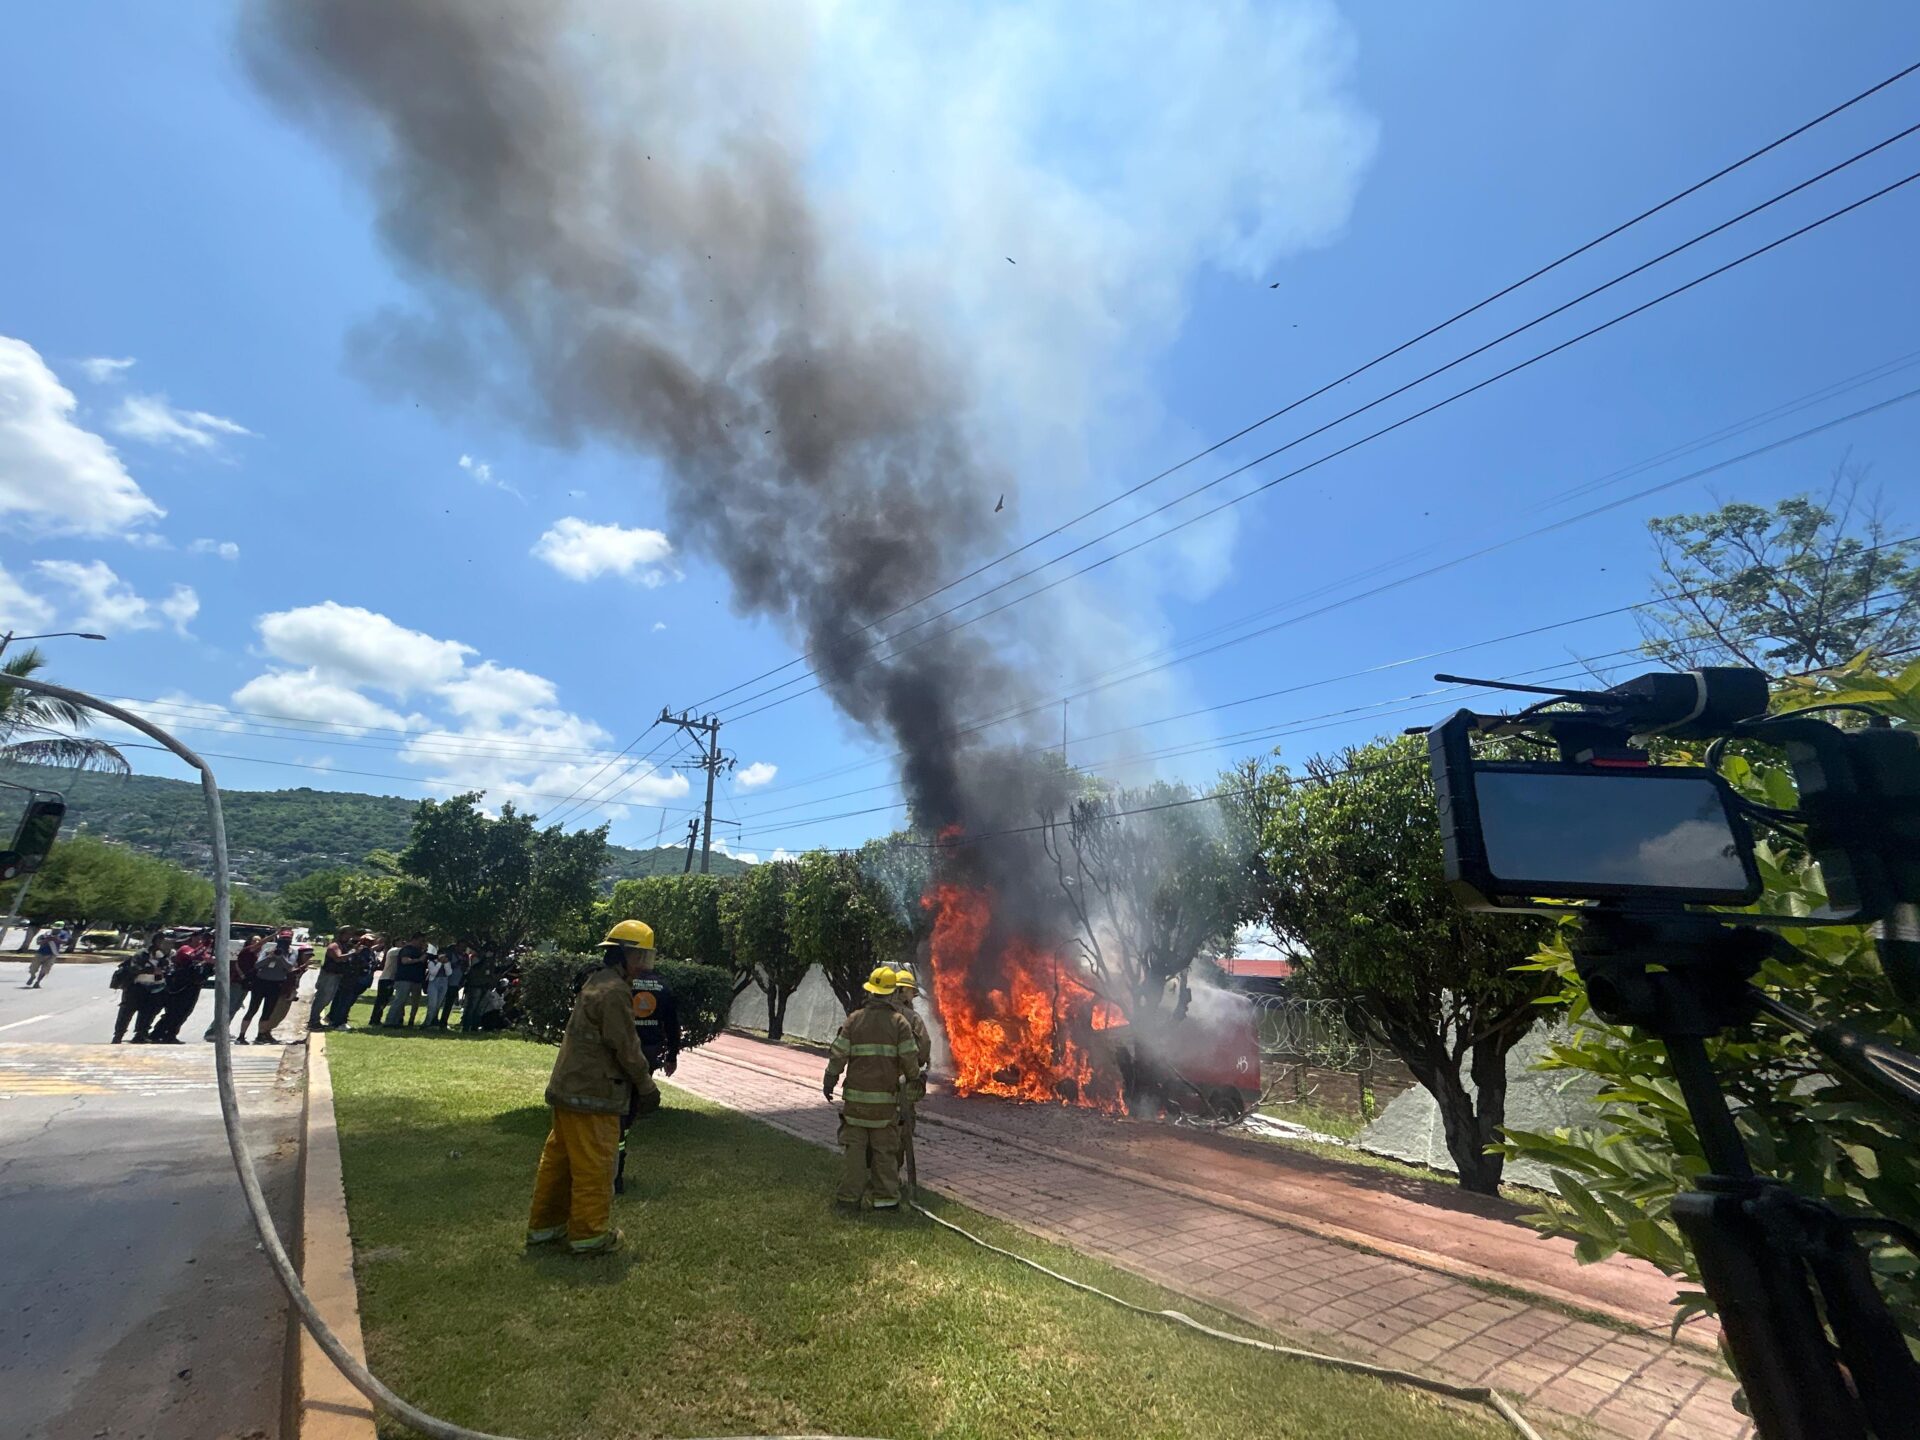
[{"left": 1472, "top": 769, "right": 1751, "bottom": 897}]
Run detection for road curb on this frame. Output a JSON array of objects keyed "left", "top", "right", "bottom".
[{"left": 295, "top": 1032, "right": 377, "bottom": 1439}]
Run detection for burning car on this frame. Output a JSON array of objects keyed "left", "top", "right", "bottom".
[{"left": 926, "top": 881, "right": 1260, "bottom": 1121}]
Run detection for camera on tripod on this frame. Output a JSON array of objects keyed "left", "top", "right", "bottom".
[{"left": 1422, "top": 664, "right": 1920, "bottom": 1440}]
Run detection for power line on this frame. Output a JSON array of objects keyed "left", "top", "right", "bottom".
[
  {"left": 101, "top": 740, "right": 703, "bottom": 815},
  {"left": 683, "top": 60, "right": 1920, "bottom": 715},
  {"left": 718, "top": 164, "right": 1920, "bottom": 723},
  {"left": 546, "top": 727, "right": 696, "bottom": 830},
  {"left": 727, "top": 372, "right": 1920, "bottom": 730},
  {"left": 93, "top": 699, "right": 670, "bottom": 769},
  {"left": 907, "top": 642, "right": 1920, "bottom": 854},
  {"left": 685, "top": 370, "right": 1920, "bottom": 809},
  {"left": 724, "top": 613, "right": 1919, "bottom": 848}
]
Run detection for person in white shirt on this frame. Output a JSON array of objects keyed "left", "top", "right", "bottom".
[{"left": 373, "top": 941, "right": 404, "bottom": 1024}]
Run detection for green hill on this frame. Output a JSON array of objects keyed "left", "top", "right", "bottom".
[{"left": 0, "top": 766, "right": 749, "bottom": 890}]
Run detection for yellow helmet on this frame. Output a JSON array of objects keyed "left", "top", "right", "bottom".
[
  {"left": 862, "top": 965, "right": 898, "bottom": 995},
  {"left": 892, "top": 967, "right": 919, "bottom": 993},
  {"left": 598, "top": 919, "right": 656, "bottom": 951}
]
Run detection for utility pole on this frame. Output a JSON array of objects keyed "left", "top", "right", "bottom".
[
  {"left": 680, "top": 817, "right": 700, "bottom": 875},
  {"left": 659, "top": 708, "right": 734, "bottom": 874}
]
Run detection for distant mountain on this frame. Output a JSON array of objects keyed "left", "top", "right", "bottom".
[{"left": 0, "top": 766, "right": 749, "bottom": 890}]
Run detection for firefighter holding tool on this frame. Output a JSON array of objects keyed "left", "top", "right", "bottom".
[
  {"left": 615, "top": 920, "right": 679, "bottom": 1193},
  {"left": 525, "top": 923, "right": 659, "bottom": 1255},
  {"left": 888, "top": 966, "right": 932, "bottom": 1198},
  {"left": 823, "top": 966, "right": 922, "bottom": 1212}
]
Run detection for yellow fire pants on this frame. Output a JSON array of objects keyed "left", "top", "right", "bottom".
[{"left": 526, "top": 1107, "right": 620, "bottom": 1251}]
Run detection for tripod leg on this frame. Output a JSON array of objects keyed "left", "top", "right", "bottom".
[
  {"left": 1807, "top": 1217, "right": 1920, "bottom": 1437},
  {"left": 1675, "top": 1185, "right": 1866, "bottom": 1440}
]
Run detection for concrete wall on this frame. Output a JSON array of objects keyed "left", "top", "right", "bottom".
[
  {"left": 1355, "top": 1023, "right": 1607, "bottom": 1190},
  {"left": 726, "top": 964, "right": 850, "bottom": 1046}
]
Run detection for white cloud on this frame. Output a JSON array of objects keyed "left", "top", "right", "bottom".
[
  {"left": 735, "top": 760, "right": 778, "bottom": 789},
  {"left": 0, "top": 562, "right": 54, "bottom": 631},
  {"left": 400, "top": 706, "right": 692, "bottom": 821},
  {"left": 651, "top": 621, "right": 668, "bottom": 633},
  {"left": 0, "top": 335, "right": 164, "bottom": 537},
  {"left": 458, "top": 452, "right": 524, "bottom": 499},
  {"left": 189, "top": 538, "right": 241, "bottom": 561},
  {"left": 256, "top": 600, "right": 474, "bottom": 695},
  {"left": 158, "top": 585, "right": 199, "bottom": 635},
  {"left": 233, "top": 667, "right": 412, "bottom": 734},
  {"left": 437, "top": 660, "right": 559, "bottom": 721},
  {"left": 112, "top": 394, "right": 255, "bottom": 452},
  {"left": 33, "top": 559, "right": 193, "bottom": 637},
  {"left": 78, "top": 356, "right": 136, "bottom": 383},
  {"left": 233, "top": 598, "right": 689, "bottom": 826},
  {"left": 532, "top": 516, "right": 679, "bottom": 584},
  {"left": 126, "top": 531, "right": 173, "bottom": 550},
  {"left": 710, "top": 835, "right": 759, "bottom": 865}
]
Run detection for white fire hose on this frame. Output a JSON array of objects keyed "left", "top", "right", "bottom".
[{"left": 6, "top": 675, "right": 1540, "bottom": 1440}]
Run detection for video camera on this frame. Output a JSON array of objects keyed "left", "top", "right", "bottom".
[{"left": 1423, "top": 665, "right": 1920, "bottom": 1440}]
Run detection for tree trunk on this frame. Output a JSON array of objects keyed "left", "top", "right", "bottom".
[
  {"left": 765, "top": 983, "right": 785, "bottom": 1041},
  {"left": 1405, "top": 1054, "right": 1506, "bottom": 1195}
]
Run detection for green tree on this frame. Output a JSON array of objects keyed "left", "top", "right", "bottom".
[
  {"left": 1041, "top": 781, "right": 1248, "bottom": 1029},
  {"left": 17, "top": 836, "right": 221, "bottom": 934},
  {"left": 788, "top": 850, "right": 908, "bottom": 1016},
  {"left": 277, "top": 866, "right": 357, "bottom": 932},
  {"left": 720, "top": 859, "right": 802, "bottom": 1039},
  {"left": 0, "top": 648, "right": 129, "bottom": 773},
  {"left": 1242, "top": 738, "right": 1552, "bottom": 1194},
  {"left": 1500, "top": 657, "right": 1920, "bottom": 1336},
  {"left": 396, "top": 793, "right": 607, "bottom": 956},
  {"left": 1640, "top": 470, "right": 1920, "bottom": 673},
  {"left": 608, "top": 873, "right": 735, "bottom": 976}
]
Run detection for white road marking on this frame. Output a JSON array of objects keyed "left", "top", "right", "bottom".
[{"left": 0, "top": 1013, "right": 54, "bottom": 1033}]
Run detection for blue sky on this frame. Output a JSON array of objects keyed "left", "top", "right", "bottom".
[{"left": 3, "top": 2, "right": 1918, "bottom": 862}]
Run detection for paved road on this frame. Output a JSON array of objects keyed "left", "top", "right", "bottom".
[{"left": 0, "top": 958, "right": 302, "bottom": 1440}]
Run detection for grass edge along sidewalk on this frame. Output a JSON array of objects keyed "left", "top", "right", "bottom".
[{"left": 325, "top": 1028, "right": 1508, "bottom": 1440}]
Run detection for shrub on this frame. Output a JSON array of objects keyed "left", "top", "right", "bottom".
[
  {"left": 657, "top": 957, "right": 735, "bottom": 1049},
  {"left": 82, "top": 931, "right": 122, "bottom": 950},
  {"left": 515, "top": 952, "right": 734, "bottom": 1052}
]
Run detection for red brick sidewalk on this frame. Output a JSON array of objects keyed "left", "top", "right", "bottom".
[{"left": 673, "top": 1036, "right": 1750, "bottom": 1440}]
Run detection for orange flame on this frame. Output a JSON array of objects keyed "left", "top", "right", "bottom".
[{"left": 925, "top": 880, "right": 1125, "bottom": 1111}]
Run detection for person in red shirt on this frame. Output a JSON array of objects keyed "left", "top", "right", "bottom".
[{"left": 206, "top": 934, "right": 263, "bottom": 1042}]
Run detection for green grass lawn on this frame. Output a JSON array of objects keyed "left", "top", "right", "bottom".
[{"left": 327, "top": 1030, "right": 1504, "bottom": 1440}]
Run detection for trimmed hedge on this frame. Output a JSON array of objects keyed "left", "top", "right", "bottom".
[{"left": 517, "top": 952, "right": 734, "bottom": 1052}]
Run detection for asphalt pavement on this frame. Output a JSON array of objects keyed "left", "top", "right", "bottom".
[{"left": 0, "top": 956, "right": 303, "bottom": 1440}]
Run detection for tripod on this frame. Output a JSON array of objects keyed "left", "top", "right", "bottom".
[{"left": 1572, "top": 910, "right": 1920, "bottom": 1440}]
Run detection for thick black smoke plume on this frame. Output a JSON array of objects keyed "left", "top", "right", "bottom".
[{"left": 244, "top": 0, "right": 1053, "bottom": 842}]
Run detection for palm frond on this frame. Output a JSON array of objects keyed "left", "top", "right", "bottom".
[
  {"left": 0, "top": 648, "right": 99, "bottom": 739},
  {"left": 0, "top": 737, "right": 132, "bottom": 776}
]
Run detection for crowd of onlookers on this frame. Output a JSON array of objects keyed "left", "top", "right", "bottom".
[{"left": 100, "top": 926, "right": 517, "bottom": 1045}]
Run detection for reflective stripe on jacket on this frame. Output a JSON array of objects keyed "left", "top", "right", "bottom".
[
  {"left": 546, "top": 966, "right": 659, "bottom": 1115},
  {"left": 824, "top": 998, "right": 921, "bottom": 1129}
]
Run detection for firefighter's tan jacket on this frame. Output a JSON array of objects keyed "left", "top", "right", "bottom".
[
  {"left": 891, "top": 993, "right": 932, "bottom": 1102},
  {"left": 825, "top": 998, "right": 921, "bottom": 1128},
  {"left": 545, "top": 966, "right": 659, "bottom": 1115}
]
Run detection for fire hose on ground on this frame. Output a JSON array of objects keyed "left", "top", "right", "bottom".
[{"left": 5, "top": 675, "right": 1540, "bottom": 1440}]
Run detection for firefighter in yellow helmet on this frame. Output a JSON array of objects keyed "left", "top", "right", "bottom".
[
  {"left": 888, "top": 966, "right": 932, "bottom": 1195},
  {"left": 823, "top": 966, "right": 922, "bottom": 1211},
  {"left": 525, "top": 920, "right": 660, "bottom": 1255}
]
